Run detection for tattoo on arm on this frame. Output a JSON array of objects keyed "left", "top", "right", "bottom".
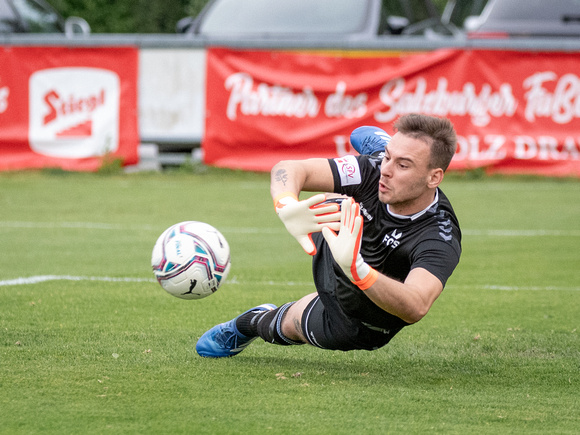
[{"left": 274, "top": 169, "right": 288, "bottom": 186}]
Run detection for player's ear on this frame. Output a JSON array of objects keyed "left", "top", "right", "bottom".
[{"left": 427, "top": 168, "right": 444, "bottom": 188}]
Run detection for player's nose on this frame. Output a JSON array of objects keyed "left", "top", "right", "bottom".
[{"left": 380, "top": 158, "right": 393, "bottom": 178}]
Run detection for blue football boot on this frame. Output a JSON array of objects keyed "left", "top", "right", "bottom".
[
  {"left": 196, "top": 303, "right": 277, "bottom": 358},
  {"left": 350, "top": 126, "right": 391, "bottom": 155}
]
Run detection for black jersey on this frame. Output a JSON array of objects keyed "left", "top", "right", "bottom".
[{"left": 312, "top": 154, "right": 462, "bottom": 331}]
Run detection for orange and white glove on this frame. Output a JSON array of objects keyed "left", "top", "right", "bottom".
[
  {"left": 321, "top": 198, "right": 378, "bottom": 290},
  {"left": 274, "top": 192, "right": 341, "bottom": 255}
]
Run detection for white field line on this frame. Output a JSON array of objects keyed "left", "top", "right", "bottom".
[
  {"left": 462, "top": 229, "right": 580, "bottom": 237},
  {"left": 0, "top": 275, "right": 156, "bottom": 286},
  {"left": 0, "top": 221, "right": 283, "bottom": 234},
  {"left": 1, "top": 221, "right": 579, "bottom": 237},
  {"left": 446, "top": 284, "right": 580, "bottom": 292},
  {"left": 1, "top": 275, "right": 579, "bottom": 292}
]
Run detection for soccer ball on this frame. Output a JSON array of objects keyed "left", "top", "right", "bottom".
[{"left": 151, "top": 221, "right": 231, "bottom": 300}]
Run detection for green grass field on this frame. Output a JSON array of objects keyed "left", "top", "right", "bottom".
[{"left": 1, "top": 168, "right": 579, "bottom": 434}]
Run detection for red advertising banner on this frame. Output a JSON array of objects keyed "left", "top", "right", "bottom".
[
  {"left": 204, "top": 47, "right": 580, "bottom": 177},
  {"left": 0, "top": 46, "right": 138, "bottom": 171}
]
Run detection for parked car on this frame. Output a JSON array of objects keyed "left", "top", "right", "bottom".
[
  {"left": 439, "top": 0, "right": 488, "bottom": 29},
  {"left": 464, "top": 0, "right": 580, "bottom": 38},
  {"left": 0, "top": 0, "right": 90, "bottom": 36},
  {"left": 177, "top": 0, "right": 455, "bottom": 39}
]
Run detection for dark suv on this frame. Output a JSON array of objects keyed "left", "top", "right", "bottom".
[{"left": 0, "top": 0, "right": 89, "bottom": 36}]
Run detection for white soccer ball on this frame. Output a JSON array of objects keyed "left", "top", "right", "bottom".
[{"left": 151, "top": 221, "right": 231, "bottom": 300}]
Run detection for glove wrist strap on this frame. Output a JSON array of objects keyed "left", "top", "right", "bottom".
[
  {"left": 354, "top": 267, "right": 378, "bottom": 291},
  {"left": 273, "top": 191, "right": 299, "bottom": 210}
]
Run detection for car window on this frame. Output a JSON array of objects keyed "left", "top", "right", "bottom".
[
  {"left": 12, "top": 0, "right": 63, "bottom": 33},
  {"left": 0, "top": 0, "right": 19, "bottom": 32},
  {"left": 485, "top": 0, "right": 580, "bottom": 20},
  {"left": 443, "top": 0, "right": 489, "bottom": 27},
  {"left": 382, "top": 0, "right": 438, "bottom": 23},
  {"left": 467, "top": 0, "right": 580, "bottom": 36},
  {"left": 198, "top": 0, "right": 373, "bottom": 35}
]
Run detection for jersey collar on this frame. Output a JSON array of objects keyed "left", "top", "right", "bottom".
[{"left": 386, "top": 189, "right": 439, "bottom": 221}]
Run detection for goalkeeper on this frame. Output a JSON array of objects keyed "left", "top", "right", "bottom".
[{"left": 196, "top": 114, "right": 461, "bottom": 356}]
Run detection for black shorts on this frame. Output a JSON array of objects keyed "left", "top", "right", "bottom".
[
  {"left": 302, "top": 233, "right": 405, "bottom": 351},
  {"left": 300, "top": 294, "right": 398, "bottom": 351}
]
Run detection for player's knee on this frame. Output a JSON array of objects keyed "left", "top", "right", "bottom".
[
  {"left": 280, "top": 309, "right": 305, "bottom": 342},
  {"left": 256, "top": 302, "right": 304, "bottom": 346},
  {"left": 281, "top": 293, "right": 316, "bottom": 341}
]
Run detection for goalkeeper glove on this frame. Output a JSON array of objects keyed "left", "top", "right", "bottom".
[
  {"left": 321, "top": 197, "right": 378, "bottom": 290},
  {"left": 274, "top": 192, "right": 341, "bottom": 255}
]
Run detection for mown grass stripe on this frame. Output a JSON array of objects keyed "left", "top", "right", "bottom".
[
  {"left": 1, "top": 221, "right": 579, "bottom": 236},
  {"left": 3, "top": 275, "right": 579, "bottom": 291}
]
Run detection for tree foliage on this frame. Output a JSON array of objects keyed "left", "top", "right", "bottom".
[{"left": 51, "top": 0, "right": 210, "bottom": 33}]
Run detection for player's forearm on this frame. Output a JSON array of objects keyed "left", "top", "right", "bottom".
[
  {"left": 363, "top": 274, "right": 434, "bottom": 324},
  {"left": 270, "top": 159, "right": 334, "bottom": 201},
  {"left": 270, "top": 160, "right": 305, "bottom": 200}
]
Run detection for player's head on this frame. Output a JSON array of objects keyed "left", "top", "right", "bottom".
[
  {"left": 378, "top": 114, "right": 456, "bottom": 214},
  {"left": 393, "top": 114, "right": 457, "bottom": 172}
]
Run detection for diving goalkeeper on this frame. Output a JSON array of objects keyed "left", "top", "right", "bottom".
[{"left": 197, "top": 113, "right": 461, "bottom": 356}]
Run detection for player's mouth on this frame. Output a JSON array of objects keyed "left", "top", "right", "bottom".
[{"left": 379, "top": 180, "right": 389, "bottom": 193}]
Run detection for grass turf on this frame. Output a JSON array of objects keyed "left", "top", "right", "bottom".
[{"left": 0, "top": 168, "right": 579, "bottom": 434}]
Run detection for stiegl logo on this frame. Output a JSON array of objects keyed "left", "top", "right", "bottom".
[
  {"left": 29, "top": 67, "right": 120, "bottom": 159},
  {"left": 43, "top": 89, "right": 106, "bottom": 126}
]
